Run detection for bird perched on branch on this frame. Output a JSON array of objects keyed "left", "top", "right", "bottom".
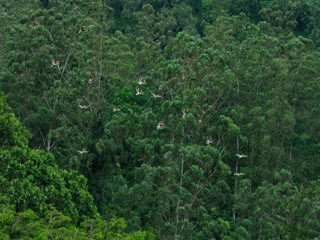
[
  {"left": 33, "top": 21, "right": 39, "bottom": 27},
  {"left": 112, "top": 108, "right": 120, "bottom": 112}
]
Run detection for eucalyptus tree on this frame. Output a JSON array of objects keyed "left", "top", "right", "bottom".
[{"left": 0, "top": 0, "right": 137, "bottom": 171}]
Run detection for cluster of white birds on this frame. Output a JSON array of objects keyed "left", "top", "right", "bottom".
[
  {"left": 136, "top": 77, "right": 148, "bottom": 95},
  {"left": 74, "top": 72, "right": 250, "bottom": 173},
  {"left": 136, "top": 77, "right": 163, "bottom": 98},
  {"left": 234, "top": 153, "right": 248, "bottom": 176},
  {"left": 77, "top": 74, "right": 249, "bottom": 168},
  {"left": 135, "top": 77, "right": 167, "bottom": 131}
]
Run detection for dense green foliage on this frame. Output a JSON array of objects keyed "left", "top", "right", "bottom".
[
  {"left": 0, "top": 95, "right": 153, "bottom": 238},
  {"left": 1, "top": 0, "right": 320, "bottom": 239}
]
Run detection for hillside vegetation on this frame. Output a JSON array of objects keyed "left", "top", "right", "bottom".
[{"left": 1, "top": 0, "right": 320, "bottom": 239}]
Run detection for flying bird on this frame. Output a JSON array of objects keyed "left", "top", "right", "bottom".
[
  {"left": 138, "top": 77, "right": 147, "bottom": 85},
  {"left": 78, "top": 25, "right": 86, "bottom": 34},
  {"left": 152, "top": 93, "right": 162, "bottom": 98},
  {"left": 79, "top": 105, "right": 89, "bottom": 109},
  {"left": 157, "top": 121, "right": 165, "bottom": 130},
  {"left": 136, "top": 87, "right": 144, "bottom": 95},
  {"left": 88, "top": 75, "right": 95, "bottom": 84},
  {"left": 206, "top": 139, "right": 213, "bottom": 145},
  {"left": 182, "top": 108, "right": 187, "bottom": 118},
  {"left": 234, "top": 172, "right": 245, "bottom": 176},
  {"left": 236, "top": 153, "right": 248, "bottom": 158},
  {"left": 77, "top": 150, "right": 88, "bottom": 154},
  {"left": 51, "top": 59, "right": 60, "bottom": 67}
]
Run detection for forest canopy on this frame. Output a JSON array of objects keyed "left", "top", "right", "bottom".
[{"left": 1, "top": 0, "right": 320, "bottom": 239}]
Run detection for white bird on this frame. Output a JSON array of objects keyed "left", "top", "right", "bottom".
[
  {"left": 234, "top": 172, "right": 245, "bottom": 176},
  {"left": 138, "top": 77, "right": 147, "bottom": 85},
  {"left": 236, "top": 153, "right": 248, "bottom": 158},
  {"left": 182, "top": 108, "right": 187, "bottom": 118},
  {"left": 77, "top": 150, "right": 88, "bottom": 154},
  {"left": 79, "top": 105, "right": 89, "bottom": 109},
  {"left": 112, "top": 108, "right": 120, "bottom": 112},
  {"left": 136, "top": 87, "right": 144, "bottom": 95},
  {"left": 51, "top": 59, "right": 60, "bottom": 67},
  {"left": 157, "top": 121, "right": 165, "bottom": 130},
  {"left": 206, "top": 139, "right": 213, "bottom": 145},
  {"left": 152, "top": 93, "right": 162, "bottom": 98},
  {"left": 88, "top": 75, "right": 95, "bottom": 84},
  {"left": 198, "top": 119, "right": 202, "bottom": 124},
  {"left": 78, "top": 25, "right": 86, "bottom": 34}
]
